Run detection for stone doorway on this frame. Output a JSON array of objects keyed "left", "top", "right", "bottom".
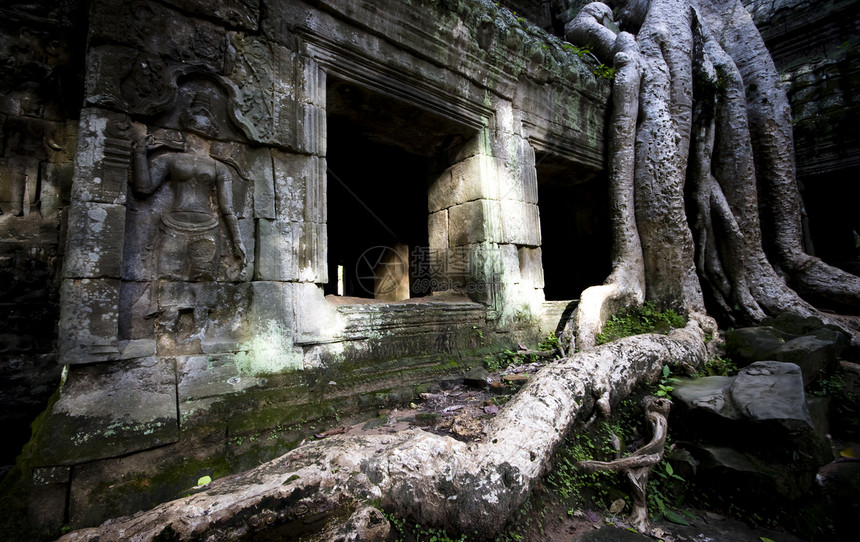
[
  {"left": 535, "top": 153, "right": 611, "bottom": 301},
  {"left": 325, "top": 77, "right": 476, "bottom": 301}
]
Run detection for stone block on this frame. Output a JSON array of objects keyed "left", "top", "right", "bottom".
[
  {"left": 255, "top": 218, "right": 296, "bottom": 281},
  {"left": 272, "top": 150, "right": 318, "bottom": 222},
  {"left": 296, "top": 55, "right": 325, "bottom": 107},
  {"left": 428, "top": 155, "right": 490, "bottom": 212},
  {"left": 297, "top": 222, "right": 327, "bottom": 283},
  {"left": 731, "top": 361, "right": 812, "bottom": 433},
  {"left": 118, "top": 280, "right": 155, "bottom": 341},
  {"left": 448, "top": 200, "right": 493, "bottom": 245},
  {"left": 69, "top": 109, "right": 134, "bottom": 205},
  {"left": 89, "top": 0, "right": 226, "bottom": 72},
  {"left": 240, "top": 148, "right": 275, "bottom": 219},
  {"left": 724, "top": 326, "right": 787, "bottom": 365},
  {"left": 428, "top": 210, "right": 449, "bottom": 250},
  {"left": 33, "top": 357, "right": 178, "bottom": 466},
  {"left": 68, "top": 439, "right": 228, "bottom": 530},
  {"left": 177, "top": 354, "right": 267, "bottom": 432},
  {"left": 518, "top": 246, "right": 544, "bottom": 288},
  {"left": 498, "top": 243, "right": 521, "bottom": 284},
  {"left": 295, "top": 102, "right": 325, "bottom": 155},
  {"left": 160, "top": 0, "right": 260, "bottom": 31},
  {"left": 250, "top": 281, "right": 295, "bottom": 336},
  {"left": 28, "top": 481, "right": 68, "bottom": 536},
  {"left": 58, "top": 278, "right": 121, "bottom": 364},
  {"left": 499, "top": 200, "right": 540, "bottom": 246},
  {"left": 63, "top": 201, "right": 126, "bottom": 278},
  {"left": 772, "top": 336, "right": 837, "bottom": 386},
  {"left": 155, "top": 281, "right": 251, "bottom": 356}
]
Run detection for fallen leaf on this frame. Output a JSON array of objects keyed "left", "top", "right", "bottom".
[
  {"left": 664, "top": 509, "right": 691, "bottom": 526},
  {"left": 196, "top": 475, "right": 212, "bottom": 486},
  {"left": 840, "top": 447, "right": 856, "bottom": 458}
]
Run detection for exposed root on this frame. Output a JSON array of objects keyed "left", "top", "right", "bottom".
[
  {"left": 58, "top": 323, "right": 708, "bottom": 542},
  {"left": 577, "top": 396, "right": 671, "bottom": 533}
]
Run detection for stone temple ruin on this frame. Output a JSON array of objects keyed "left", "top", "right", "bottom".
[{"left": 0, "top": 0, "right": 858, "bottom": 538}]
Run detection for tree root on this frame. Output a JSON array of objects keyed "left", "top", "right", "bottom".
[
  {"left": 58, "top": 323, "right": 708, "bottom": 542},
  {"left": 577, "top": 396, "right": 671, "bottom": 533}
]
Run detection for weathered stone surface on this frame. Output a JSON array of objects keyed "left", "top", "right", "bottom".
[
  {"left": 518, "top": 246, "right": 544, "bottom": 288},
  {"left": 730, "top": 361, "right": 813, "bottom": 432},
  {"left": 155, "top": 282, "right": 251, "bottom": 356},
  {"left": 225, "top": 32, "right": 297, "bottom": 147},
  {"left": 68, "top": 437, "right": 228, "bottom": 530},
  {"left": 33, "top": 357, "right": 178, "bottom": 465},
  {"left": 58, "top": 278, "right": 121, "bottom": 364},
  {"left": 770, "top": 336, "right": 837, "bottom": 386},
  {"left": 448, "top": 200, "right": 490, "bottom": 246},
  {"left": 428, "top": 155, "right": 491, "bottom": 212},
  {"left": 428, "top": 210, "right": 449, "bottom": 250},
  {"left": 255, "top": 218, "right": 296, "bottom": 281},
  {"left": 89, "top": 0, "right": 226, "bottom": 74},
  {"left": 499, "top": 200, "right": 541, "bottom": 246},
  {"left": 161, "top": 0, "right": 260, "bottom": 31},
  {"left": 673, "top": 361, "right": 834, "bottom": 502},
  {"left": 762, "top": 311, "right": 831, "bottom": 336},
  {"left": 724, "top": 320, "right": 846, "bottom": 383},
  {"left": 723, "top": 326, "right": 786, "bottom": 364},
  {"left": 463, "top": 366, "right": 490, "bottom": 388},
  {"left": 69, "top": 109, "right": 133, "bottom": 205},
  {"left": 673, "top": 362, "right": 815, "bottom": 433},
  {"left": 671, "top": 375, "right": 737, "bottom": 420},
  {"left": 63, "top": 201, "right": 126, "bottom": 278}
]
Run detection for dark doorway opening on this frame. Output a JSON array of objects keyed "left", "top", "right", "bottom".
[
  {"left": 325, "top": 77, "right": 474, "bottom": 300},
  {"left": 802, "top": 167, "right": 860, "bottom": 275},
  {"left": 536, "top": 153, "right": 611, "bottom": 300}
]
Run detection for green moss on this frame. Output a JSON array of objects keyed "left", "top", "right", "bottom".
[{"left": 596, "top": 302, "right": 687, "bottom": 344}]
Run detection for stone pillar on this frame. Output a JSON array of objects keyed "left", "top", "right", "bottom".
[{"left": 427, "top": 114, "right": 544, "bottom": 323}]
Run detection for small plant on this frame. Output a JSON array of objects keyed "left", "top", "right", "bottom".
[
  {"left": 648, "top": 459, "right": 690, "bottom": 524},
  {"left": 593, "top": 63, "right": 616, "bottom": 79},
  {"left": 538, "top": 331, "right": 560, "bottom": 352},
  {"left": 483, "top": 332, "right": 561, "bottom": 371},
  {"left": 700, "top": 356, "right": 737, "bottom": 376},
  {"left": 654, "top": 365, "right": 680, "bottom": 398},
  {"left": 385, "top": 512, "right": 467, "bottom": 542},
  {"left": 597, "top": 302, "right": 686, "bottom": 344}
]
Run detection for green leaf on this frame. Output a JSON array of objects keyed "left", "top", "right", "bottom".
[
  {"left": 760, "top": 538, "right": 776, "bottom": 542},
  {"left": 197, "top": 475, "right": 212, "bottom": 486},
  {"left": 665, "top": 463, "right": 674, "bottom": 476},
  {"left": 664, "top": 509, "right": 691, "bottom": 526},
  {"left": 663, "top": 365, "right": 671, "bottom": 378}
]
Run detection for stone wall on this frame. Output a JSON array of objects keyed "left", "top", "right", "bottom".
[
  {"left": 0, "top": 0, "right": 84, "bottom": 473},
  {"left": 0, "top": 0, "right": 613, "bottom": 537},
  {"left": 744, "top": 0, "right": 860, "bottom": 266}
]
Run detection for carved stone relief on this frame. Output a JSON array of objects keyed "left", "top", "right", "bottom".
[
  {"left": 0, "top": 84, "right": 67, "bottom": 218},
  {"left": 122, "top": 110, "right": 255, "bottom": 355}
]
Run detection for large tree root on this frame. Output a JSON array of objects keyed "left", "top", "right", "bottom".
[
  {"left": 59, "top": 323, "right": 707, "bottom": 542},
  {"left": 577, "top": 396, "right": 671, "bottom": 533}
]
